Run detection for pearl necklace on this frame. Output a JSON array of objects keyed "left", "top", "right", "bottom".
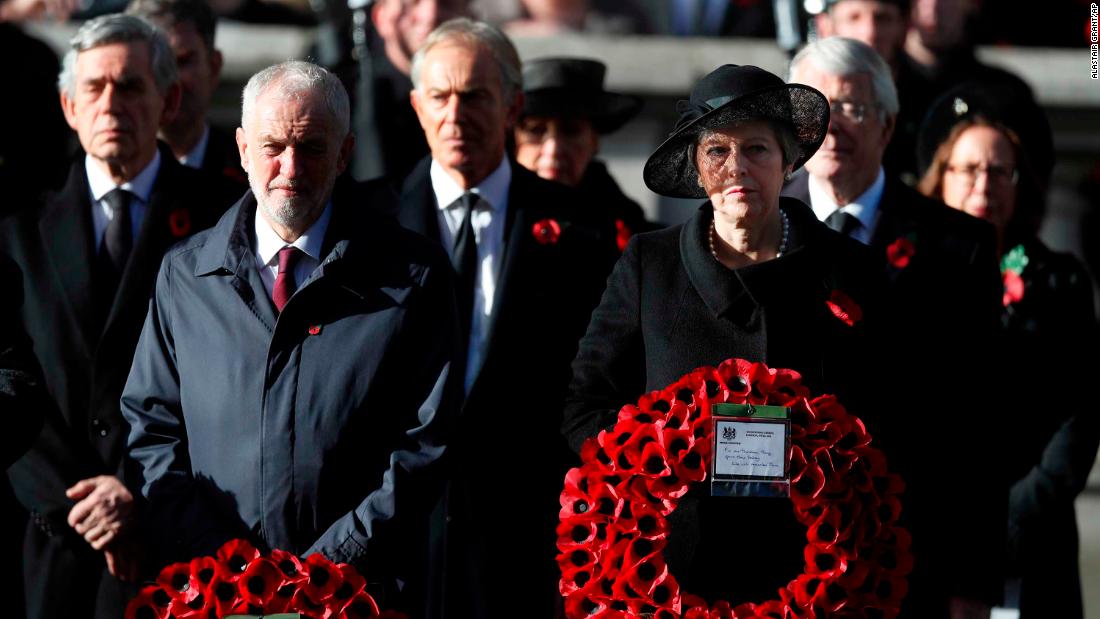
[{"left": 709, "top": 210, "right": 790, "bottom": 263}]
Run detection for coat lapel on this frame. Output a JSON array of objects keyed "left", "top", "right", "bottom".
[
  {"left": 396, "top": 159, "right": 442, "bottom": 243},
  {"left": 39, "top": 159, "right": 98, "bottom": 355}
]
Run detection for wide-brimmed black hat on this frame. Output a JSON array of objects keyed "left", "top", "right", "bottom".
[
  {"left": 916, "top": 82, "right": 1054, "bottom": 187},
  {"left": 642, "top": 64, "right": 830, "bottom": 199},
  {"left": 521, "top": 57, "right": 643, "bottom": 134}
]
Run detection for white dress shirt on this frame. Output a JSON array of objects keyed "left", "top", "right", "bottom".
[
  {"left": 253, "top": 201, "right": 332, "bottom": 301},
  {"left": 177, "top": 124, "right": 211, "bottom": 170},
  {"left": 808, "top": 166, "right": 886, "bottom": 245},
  {"left": 87, "top": 149, "right": 161, "bottom": 252},
  {"left": 430, "top": 157, "right": 511, "bottom": 391}
]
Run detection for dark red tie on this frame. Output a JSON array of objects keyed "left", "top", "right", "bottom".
[{"left": 273, "top": 246, "right": 302, "bottom": 313}]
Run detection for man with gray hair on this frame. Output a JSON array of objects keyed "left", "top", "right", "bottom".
[
  {"left": 120, "top": 60, "right": 460, "bottom": 616},
  {"left": 0, "top": 13, "right": 230, "bottom": 619},
  {"left": 367, "top": 17, "right": 615, "bottom": 618},
  {"left": 785, "top": 36, "right": 1005, "bottom": 619}
]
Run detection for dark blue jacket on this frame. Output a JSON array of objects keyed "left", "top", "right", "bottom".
[{"left": 121, "top": 189, "right": 461, "bottom": 611}]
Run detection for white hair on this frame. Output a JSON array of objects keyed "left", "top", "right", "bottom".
[
  {"left": 240, "top": 60, "right": 350, "bottom": 138},
  {"left": 58, "top": 14, "right": 177, "bottom": 98},
  {"left": 789, "top": 36, "right": 899, "bottom": 120}
]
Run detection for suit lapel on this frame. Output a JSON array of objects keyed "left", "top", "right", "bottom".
[
  {"left": 397, "top": 159, "right": 442, "bottom": 243},
  {"left": 39, "top": 159, "right": 98, "bottom": 355}
]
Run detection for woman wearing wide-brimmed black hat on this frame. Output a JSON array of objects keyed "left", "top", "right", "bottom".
[
  {"left": 514, "top": 57, "right": 656, "bottom": 248},
  {"left": 562, "top": 64, "right": 898, "bottom": 603},
  {"left": 918, "top": 86, "right": 1099, "bottom": 619}
]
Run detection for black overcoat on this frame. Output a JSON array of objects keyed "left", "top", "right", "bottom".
[
  {"left": 563, "top": 198, "right": 896, "bottom": 603},
  {"left": 783, "top": 172, "right": 1006, "bottom": 613},
  {"left": 0, "top": 149, "right": 231, "bottom": 619},
  {"left": 367, "top": 157, "right": 617, "bottom": 618}
]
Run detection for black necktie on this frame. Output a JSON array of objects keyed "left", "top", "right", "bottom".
[
  {"left": 94, "top": 188, "right": 134, "bottom": 324},
  {"left": 101, "top": 188, "right": 134, "bottom": 272},
  {"left": 825, "top": 209, "right": 860, "bottom": 238},
  {"left": 452, "top": 193, "right": 479, "bottom": 349}
]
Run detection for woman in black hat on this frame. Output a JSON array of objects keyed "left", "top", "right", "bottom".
[
  {"left": 918, "top": 89, "right": 1099, "bottom": 619},
  {"left": 562, "top": 64, "right": 897, "bottom": 604},
  {"left": 514, "top": 57, "right": 656, "bottom": 248}
]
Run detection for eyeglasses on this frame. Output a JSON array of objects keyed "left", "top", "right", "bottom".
[
  {"left": 944, "top": 163, "right": 1019, "bottom": 186},
  {"left": 829, "top": 100, "right": 872, "bottom": 124}
]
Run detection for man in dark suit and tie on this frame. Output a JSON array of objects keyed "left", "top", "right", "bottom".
[
  {"left": 367, "top": 18, "right": 615, "bottom": 617},
  {"left": 783, "top": 36, "right": 1005, "bottom": 618},
  {"left": 0, "top": 14, "right": 230, "bottom": 619}
]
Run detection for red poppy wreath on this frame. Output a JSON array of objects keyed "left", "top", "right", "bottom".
[
  {"left": 558, "top": 358, "right": 911, "bottom": 618},
  {"left": 126, "top": 538, "right": 404, "bottom": 619}
]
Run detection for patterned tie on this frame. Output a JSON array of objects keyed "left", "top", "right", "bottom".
[
  {"left": 452, "top": 193, "right": 479, "bottom": 348},
  {"left": 273, "top": 246, "right": 302, "bottom": 313},
  {"left": 101, "top": 188, "right": 133, "bottom": 273},
  {"left": 825, "top": 210, "right": 861, "bottom": 238}
]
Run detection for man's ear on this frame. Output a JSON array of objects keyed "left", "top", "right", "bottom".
[
  {"left": 814, "top": 12, "right": 834, "bottom": 38},
  {"left": 159, "top": 82, "right": 182, "bottom": 127},
  {"left": 335, "top": 132, "right": 355, "bottom": 175},
  {"left": 880, "top": 112, "right": 897, "bottom": 149},
  {"left": 209, "top": 47, "right": 224, "bottom": 84},
  {"left": 60, "top": 90, "right": 79, "bottom": 132},
  {"left": 504, "top": 90, "right": 524, "bottom": 130},
  {"left": 235, "top": 127, "right": 249, "bottom": 170}
]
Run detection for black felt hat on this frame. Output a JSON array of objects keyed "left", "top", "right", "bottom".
[
  {"left": 642, "top": 64, "right": 830, "bottom": 199},
  {"left": 521, "top": 57, "right": 643, "bottom": 134}
]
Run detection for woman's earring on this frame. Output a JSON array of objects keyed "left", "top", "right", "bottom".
[{"left": 784, "top": 170, "right": 794, "bottom": 182}]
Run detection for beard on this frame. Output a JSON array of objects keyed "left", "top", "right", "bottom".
[{"left": 249, "top": 173, "right": 323, "bottom": 232}]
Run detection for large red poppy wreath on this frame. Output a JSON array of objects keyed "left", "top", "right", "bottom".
[
  {"left": 126, "top": 538, "right": 402, "bottom": 619},
  {"left": 558, "top": 359, "right": 912, "bottom": 618}
]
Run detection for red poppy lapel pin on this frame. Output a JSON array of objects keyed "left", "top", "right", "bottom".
[
  {"left": 532, "top": 218, "right": 562, "bottom": 245},
  {"left": 825, "top": 289, "right": 862, "bottom": 327},
  {"left": 615, "top": 219, "right": 632, "bottom": 253},
  {"left": 1001, "top": 244, "right": 1029, "bottom": 306},
  {"left": 168, "top": 207, "right": 192, "bottom": 238},
  {"left": 885, "top": 233, "right": 916, "bottom": 270}
]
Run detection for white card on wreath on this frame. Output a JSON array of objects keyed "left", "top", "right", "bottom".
[{"left": 714, "top": 419, "right": 786, "bottom": 478}]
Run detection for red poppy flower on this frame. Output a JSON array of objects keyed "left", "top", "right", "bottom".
[
  {"left": 208, "top": 572, "right": 243, "bottom": 617},
  {"left": 291, "top": 587, "right": 335, "bottom": 619},
  {"left": 532, "top": 218, "right": 562, "bottom": 244},
  {"left": 189, "top": 555, "right": 218, "bottom": 594},
  {"left": 1003, "top": 269, "right": 1025, "bottom": 306},
  {"left": 265, "top": 583, "right": 297, "bottom": 614},
  {"left": 301, "top": 553, "right": 343, "bottom": 604},
  {"left": 342, "top": 590, "right": 381, "bottom": 619},
  {"left": 156, "top": 561, "right": 200, "bottom": 603},
  {"left": 563, "top": 587, "right": 611, "bottom": 617},
  {"left": 615, "top": 219, "right": 632, "bottom": 253},
  {"left": 825, "top": 290, "right": 862, "bottom": 327},
  {"left": 791, "top": 458, "right": 825, "bottom": 501},
  {"left": 557, "top": 515, "right": 603, "bottom": 551},
  {"left": 168, "top": 207, "right": 192, "bottom": 238},
  {"left": 270, "top": 548, "right": 308, "bottom": 583},
  {"left": 168, "top": 592, "right": 210, "bottom": 619},
  {"left": 125, "top": 585, "right": 172, "bottom": 619},
  {"left": 804, "top": 543, "right": 848, "bottom": 577},
  {"left": 330, "top": 563, "right": 367, "bottom": 612},
  {"left": 236, "top": 557, "right": 284, "bottom": 607},
  {"left": 886, "top": 236, "right": 915, "bottom": 269},
  {"left": 216, "top": 538, "right": 260, "bottom": 582}
]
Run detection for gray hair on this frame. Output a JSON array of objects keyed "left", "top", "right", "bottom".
[
  {"left": 410, "top": 17, "right": 522, "bottom": 101},
  {"left": 58, "top": 14, "right": 178, "bottom": 98},
  {"left": 789, "top": 36, "right": 899, "bottom": 120},
  {"left": 240, "top": 60, "right": 350, "bottom": 139}
]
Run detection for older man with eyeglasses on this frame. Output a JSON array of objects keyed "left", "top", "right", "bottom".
[{"left": 784, "top": 36, "right": 1009, "bottom": 619}]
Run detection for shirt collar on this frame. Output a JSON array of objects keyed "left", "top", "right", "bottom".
[
  {"left": 86, "top": 149, "right": 162, "bottom": 203},
  {"left": 808, "top": 166, "right": 885, "bottom": 232},
  {"left": 178, "top": 124, "right": 211, "bottom": 169},
  {"left": 430, "top": 157, "right": 511, "bottom": 212},
  {"left": 254, "top": 201, "right": 333, "bottom": 267}
]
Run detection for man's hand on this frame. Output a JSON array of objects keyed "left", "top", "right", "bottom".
[
  {"left": 105, "top": 536, "right": 143, "bottom": 582},
  {"left": 0, "top": 0, "right": 80, "bottom": 22},
  {"left": 66, "top": 475, "right": 134, "bottom": 551}
]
